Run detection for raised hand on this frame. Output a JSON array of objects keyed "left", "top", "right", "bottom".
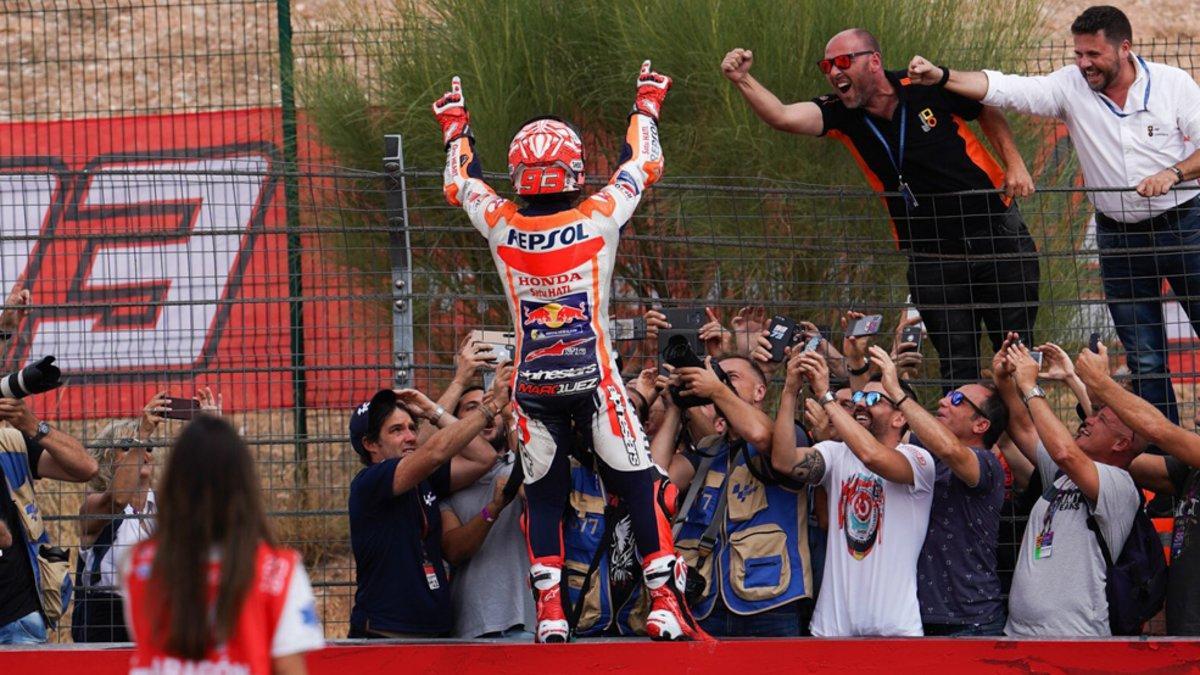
[
  {"left": 432, "top": 75, "right": 471, "bottom": 147},
  {"left": 633, "top": 60, "right": 672, "bottom": 120},
  {"left": 906, "top": 55, "right": 944, "bottom": 86},
  {"left": 721, "top": 48, "right": 754, "bottom": 83}
]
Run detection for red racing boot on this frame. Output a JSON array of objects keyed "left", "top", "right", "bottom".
[
  {"left": 643, "top": 553, "right": 711, "bottom": 641},
  {"left": 530, "top": 557, "right": 569, "bottom": 643}
]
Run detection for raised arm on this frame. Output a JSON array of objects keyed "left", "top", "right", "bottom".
[
  {"left": 0, "top": 399, "right": 97, "bottom": 482},
  {"left": 440, "top": 476, "right": 515, "bottom": 566},
  {"left": 1008, "top": 343, "right": 1099, "bottom": 502},
  {"left": 993, "top": 333, "right": 1038, "bottom": 464},
  {"left": 721, "top": 48, "right": 823, "bottom": 136},
  {"left": 799, "top": 351, "right": 915, "bottom": 485},
  {"left": 769, "top": 351, "right": 826, "bottom": 485},
  {"left": 1076, "top": 343, "right": 1200, "bottom": 468},
  {"left": 872, "top": 346, "right": 980, "bottom": 486},
  {"left": 433, "top": 76, "right": 507, "bottom": 232},
  {"left": 907, "top": 55, "right": 1063, "bottom": 118}
]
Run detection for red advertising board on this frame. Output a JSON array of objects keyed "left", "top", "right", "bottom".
[{"left": 0, "top": 108, "right": 389, "bottom": 419}]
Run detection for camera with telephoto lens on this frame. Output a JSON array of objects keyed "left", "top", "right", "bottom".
[
  {"left": 684, "top": 565, "right": 707, "bottom": 607},
  {"left": 0, "top": 356, "right": 62, "bottom": 399},
  {"left": 661, "top": 335, "right": 730, "bottom": 409}
]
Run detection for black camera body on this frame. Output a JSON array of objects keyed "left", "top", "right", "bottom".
[
  {"left": 661, "top": 335, "right": 730, "bottom": 409},
  {"left": 0, "top": 356, "right": 62, "bottom": 399}
]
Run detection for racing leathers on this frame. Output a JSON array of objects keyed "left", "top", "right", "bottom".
[{"left": 440, "top": 70, "right": 702, "bottom": 642}]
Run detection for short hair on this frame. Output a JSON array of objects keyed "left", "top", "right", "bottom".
[
  {"left": 849, "top": 28, "right": 881, "bottom": 54},
  {"left": 1071, "top": 5, "right": 1132, "bottom": 45},
  {"left": 88, "top": 419, "right": 144, "bottom": 493},
  {"left": 359, "top": 388, "right": 417, "bottom": 465},
  {"left": 453, "top": 385, "right": 485, "bottom": 417},
  {"left": 716, "top": 353, "right": 767, "bottom": 387},
  {"left": 976, "top": 381, "right": 1009, "bottom": 448}
]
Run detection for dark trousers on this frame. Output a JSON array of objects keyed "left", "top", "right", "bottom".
[
  {"left": 1097, "top": 197, "right": 1200, "bottom": 425},
  {"left": 907, "top": 229, "right": 1040, "bottom": 389}
]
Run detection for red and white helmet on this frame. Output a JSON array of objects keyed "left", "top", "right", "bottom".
[{"left": 507, "top": 116, "right": 585, "bottom": 197}]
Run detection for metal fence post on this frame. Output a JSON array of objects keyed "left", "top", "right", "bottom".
[
  {"left": 276, "top": 0, "right": 309, "bottom": 485},
  {"left": 384, "top": 135, "right": 414, "bottom": 388}
]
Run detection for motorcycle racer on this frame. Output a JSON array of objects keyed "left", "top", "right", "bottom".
[{"left": 435, "top": 61, "right": 705, "bottom": 642}]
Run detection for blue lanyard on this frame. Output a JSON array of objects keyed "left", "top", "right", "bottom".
[
  {"left": 862, "top": 102, "right": 907, "bottom": 179},
  {"left": 1097, "top": 55, "right": 1151, "bottom": 118}
]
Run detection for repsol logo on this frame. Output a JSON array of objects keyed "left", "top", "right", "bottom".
[{"left": 505, "top": 223, "right": 590, "bottom": 251}]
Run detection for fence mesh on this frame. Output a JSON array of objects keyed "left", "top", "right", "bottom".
[{"left": 0, "top": 0, "right": 1196, "bottom": 640}]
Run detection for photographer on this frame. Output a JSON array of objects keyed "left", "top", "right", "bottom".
[
  {"left": 347, "top": 374, "right": 510, "bottom": 639},
  {"left": 72, "top": 388, "right": 220, "bottom": 642},
  {"left": 654, "top": 353, "right": 814, "bottom": 637},
  {"left": 770, "top": 350, "right": 934, "bottom": 636},
  {"left": 0, "top": 286, "right": 97, "bottom": 644}
]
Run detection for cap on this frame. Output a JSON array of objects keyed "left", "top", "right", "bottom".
[{"left": 349, "top": 399, "right": 371, "bottom": 460}]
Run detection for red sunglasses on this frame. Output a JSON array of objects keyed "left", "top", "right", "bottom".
[{"left": 818, "top": 50, "right": 876, "bottom": 74}]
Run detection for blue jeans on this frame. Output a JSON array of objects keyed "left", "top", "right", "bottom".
[
  {"left": 923, "top": 614, "right": 1006, "bottom": 636},
  {"left": 698, "top": 598, "right": 812, "bottom": 638},
  {"left": 1097, "top": 197, "right": 1200, "bottom": 425},
  {"left": 0, "top": 611, "right": 47, "bottom": 645}
]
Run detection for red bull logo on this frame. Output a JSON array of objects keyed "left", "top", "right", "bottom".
[
  {"left": 524, "top": 336, "right": 595, "bottom": 362},
  {"left": 523, "top": 300, "right": 589, "bottom": 329}
]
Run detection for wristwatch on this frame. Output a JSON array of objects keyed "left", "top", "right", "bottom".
[
  {"left": 1171, "top": 166, "right": 1186, "bottom": 184},
  {"left": 1022, "top": 385, "right": 1047, "bottom": 405},
  {"left": 31, "top": 420, "right": 50, "bottom": 441},
  {"left": 818, "top": 391, "right": 837, "bottom": 406}
]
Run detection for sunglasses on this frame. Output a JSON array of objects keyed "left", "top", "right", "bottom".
[
  {"left": 949, "top": 390, "right": 987, "bottom": 418},
  {"left": 851, "top": 390, "right": 895, "bottom": 408},
  {"left": 818, "top": 50, "right": 876, "bottom": 74}
]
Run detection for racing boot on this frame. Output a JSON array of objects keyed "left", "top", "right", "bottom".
[
  {"left": 643, "top": 552, "right": 710, "bottom": 641},
  {"left": 530, "top": 557, "right": 569, "bottom": 643}
]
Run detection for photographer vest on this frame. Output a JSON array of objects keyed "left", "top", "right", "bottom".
[
  {"left": 0, "top": 428, "right": 72, "bottom": 626},
  {"left": 562, "top": 458, "right": 649, "bottom": 636},
  {"left": 675, "top": 434, "right": 812, "bottom": 619}
]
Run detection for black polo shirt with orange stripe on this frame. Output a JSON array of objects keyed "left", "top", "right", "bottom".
[{"left": 815, "top": 70, "right": 1014, "bottom": 254}]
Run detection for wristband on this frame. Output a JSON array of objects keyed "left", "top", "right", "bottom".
[
  {"left": 818, "top": 391, "right": 836, "bottom": 406},
  {"left": 893, "top": 393, "right": 911, "bottom": 408},
  {"left": 1171, "top": 166, "right": 1186, "bottom": 184},
  {"left": 937, "top": 65, "right": 950, "bottom": 87},
  {"left": 481, "top": 505, "right": 496, "bottom": 523},
  {"left": 847, "top": 361, "right": 871, "bottom": 376},
  {"left": 431, "top": 405, "right": 446, "bottom": 424}
]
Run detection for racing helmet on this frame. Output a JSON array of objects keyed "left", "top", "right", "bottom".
[{"left": 507, "top": 116, "right": 585, "bottom": 197}]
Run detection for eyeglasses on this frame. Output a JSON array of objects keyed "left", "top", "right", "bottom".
[
  {"left": 949, "top": 390, "right": 987, "bottom": 418},
  {"left": 818, "top": 50, "right": 877, "bottom": 74},
  {"left": 851, "top": 390, "right": 895, "bottom": 408}
]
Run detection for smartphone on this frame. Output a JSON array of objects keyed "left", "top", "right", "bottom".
[
  {"left": 766, "top": 316, "right": 798, "bottom": 362},
  {"left": 162, "top": 396, "right": 200, "bottom": 420},
  {"left": 657, "top": 307, "right": 706, "bottom": 362},
  {"left": 469, "top": 329, "right": 516, "bottom": 363},
  {"left": 847, "top": 314, "right": 883, "bottom": 338},
  {"left": 1088, "top": 332, "right": 1101, "bottom": 353},
  {"left": 610, "top": 317, "right": 647, "bottom": 341},
  {"left": 801, "top": 335, "right": 822, "bottom": 353},
  {"left": 901, "top": 325, "right": 923, "bottom": 351},
  {"left": 1030, "top": 351, "right": 1044, "bottom": 367}
]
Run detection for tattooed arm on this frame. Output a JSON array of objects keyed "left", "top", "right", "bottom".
[{"left": 771, "top": 355, "right": 828, "bottom": 485}]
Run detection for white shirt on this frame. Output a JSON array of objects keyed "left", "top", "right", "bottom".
[
  {"left": 809, "top": 440, "right": 935, "bottom": 637},
  {"left": 80, "top": 489, "right": 156, "bottom": 591},
  {"left": 983, "top": 56, "right": 1200, "bottom": 222}
]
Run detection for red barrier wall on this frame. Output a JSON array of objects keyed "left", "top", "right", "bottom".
[{"left": 4, "top": 639, "right": 1200, "bottom": 674}]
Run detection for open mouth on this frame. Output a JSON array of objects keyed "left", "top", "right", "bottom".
[
  {"left": 854, "top": 411, "right": 871, "bottom": 424},
  {"left": 836, "top": 80, "right": 852, "bottom": 94}
]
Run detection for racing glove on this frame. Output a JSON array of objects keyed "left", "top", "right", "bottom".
[
  {"left": 432, "top": 75, "right": 472, "bottom": 148},
  {"left": 631, "top": 59, "right": 672, "bottom": 121}
]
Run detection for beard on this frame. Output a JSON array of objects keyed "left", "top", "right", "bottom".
[{"left": 1081, "top": 60, "right": 1120, "bottom": 92}]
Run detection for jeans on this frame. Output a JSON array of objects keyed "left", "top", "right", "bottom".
[
  {"left": 0, "top": 611, "right": 47, "bottom": 645},
  {"left": 698, "top": 598, "right": 813, "bottom": 638},
  {"left": 1097, "top": 197, "right": 1200, "bottom": 425},
  {"left": 923, "top": 614, "right": 1006, "bottom": 636}
]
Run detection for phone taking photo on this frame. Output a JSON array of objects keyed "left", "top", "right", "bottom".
[
  {"left": 162, "top": 396, "right": 200, "bottom": 421},
  {"left": 847, "top": 314, "right": 883, "bottom": 338},
  {"left": 766, "top": 316, "right": 798, "bottom": 362},
  {"left": 900, "top": 325, "right": 923, "bottom": 352},
  {"left": 611, "top": 317, "right": 647, "bottom": 341},
  {"left": 657, "top": 307, "right": 706, "bottom": 363},
  {"left": 1088, "top": 332, "right": 1101, "bottom": 354}
]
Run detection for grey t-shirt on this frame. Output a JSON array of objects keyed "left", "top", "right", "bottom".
[
  {"left": 1005, "top": 443, "right": 1139, "bottom": 637},
  {"left": 440, "top": 458, "right": 536, "bottom": 638}
]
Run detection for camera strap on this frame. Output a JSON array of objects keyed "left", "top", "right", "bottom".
[
  {"left": 566, "top": 498, "right": 626, "bottom": 639},
  {"left": 672, "top": 452, "right": 718, "bottom": 539},
  {"left": 696, "top": 441, "right": 743, "bottom": 559}
]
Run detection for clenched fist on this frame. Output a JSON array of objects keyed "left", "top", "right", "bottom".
[
  {"left": 906, "top": 55, "right": 944, "bottom": 86},
  {"left": 721, "top": 48, "right": 754, "bottom": 83}
]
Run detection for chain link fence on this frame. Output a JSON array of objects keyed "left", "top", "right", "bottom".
[{"left": 0, "top": 0, "right": 1197, "bottom": 640}]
